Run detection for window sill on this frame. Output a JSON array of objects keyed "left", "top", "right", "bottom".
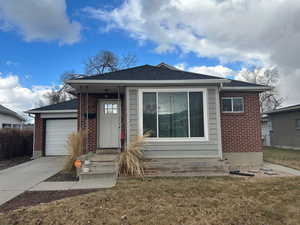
[
  {"left": 144, "top": 137, "right": 209, "bottom": 142},
  {"left": 222, "top": 111, "right": 245, "bottom": 114}
]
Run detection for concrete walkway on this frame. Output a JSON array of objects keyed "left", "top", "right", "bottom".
[
  {"left": 0, "top": 157, "right": 64, "bottom": 205},
  {"left": 264, "top": 162, "right": 300, "bottom": 176},
  {"left": 30, "top": 178, "right": 116, "bottom": 191}
]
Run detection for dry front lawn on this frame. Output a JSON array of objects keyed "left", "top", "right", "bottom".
[
  {"left": 264, "top": 147, "right": 300, "bottom": 170},
  {"left": 0, "top": 176, "right": 300, "bottom": 225}
]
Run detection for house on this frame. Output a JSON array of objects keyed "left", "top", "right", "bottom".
[
  {"left": 261, "top": 114, "right": 272, "bottom": 146},
  {"left": 0, "top": 104, "right": 25, "bottom": 129},
  {"left": 26, "top": 63, "right": 270, "bottom": 170},
  {"left": 264, "top": 104, "right": 300, "bottom": 150}
]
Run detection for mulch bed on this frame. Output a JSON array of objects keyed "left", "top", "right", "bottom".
[
  {"left": 0, "top": 156, "right": 32, "bottom": 171},
  {"left": 0, "top": 189, "right": 99, "bottom": 213},
  {"left": 45, "top": 170, "right": 79, "bottom": 182}
]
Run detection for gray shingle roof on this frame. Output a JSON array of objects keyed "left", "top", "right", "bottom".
[
  {"left": 27, "top": 99, "right": 77, "bottom": 112},
  {"left": 0, "top": 105, "right": 25, "bottom": 121},
  {"left": 267, "top": 104, "right": 300, "bottom": 115},
  {"left": 72, "top": 64, "right": 265, "bottom": 88}
]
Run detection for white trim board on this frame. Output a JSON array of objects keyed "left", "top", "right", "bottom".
[
  {"left": 67, "top": 79, "right": 230, "bottom": 85},
  {"left": 26, "top": 110, "right": 77, "bottom": 114}
]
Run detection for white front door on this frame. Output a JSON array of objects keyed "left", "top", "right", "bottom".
[{"left": 99, "top": 100, "right": 120, "bottom": 148}]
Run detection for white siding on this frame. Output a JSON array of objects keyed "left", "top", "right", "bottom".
[{"left": 0, "top": 113, "right": 23, "bottom": 128}]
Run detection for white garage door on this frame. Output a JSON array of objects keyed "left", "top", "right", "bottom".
[{"left": 45, "top": 119, "right": 77, "bottom": 156}]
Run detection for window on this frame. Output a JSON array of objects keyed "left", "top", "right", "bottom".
[
  {"left": 296, "top": 119, "right": 300, "bottom": 129},
  {"left": 2, "top": 124, "right": 22, "bottom": 129},
  {"left": 142, "top": 89, "right": 206, "bottom": 140},
  {"left": 2, "top": 123, "right": 12, "bottom": 128},
  {"left": 222, "top": 97, "right": 244, "bottom": 112},
  {"left": 13, "top": 124, "right": 21, "bottom": 129},
  {"left": 104, "top": 104, "right": 118, "bottom": 114}
]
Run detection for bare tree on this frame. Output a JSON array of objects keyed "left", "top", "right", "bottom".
[
  {"left": 44, "top": 87, "right": 67, "bottom": 105},
  {"left": 238, "top": 67, "right": 284, "bottom": 112},
  {"left": 85, "top": 50, "right": 136, "bottom": 75}
]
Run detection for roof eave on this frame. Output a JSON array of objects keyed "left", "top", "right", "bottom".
[
  {"left": 220, "top": 86, "right": 272, "bottom": 92},
  {"left": 66, "top": 79, "right": 230, "bottom": 85},
  {"left": 25, "top": 109, "right": 77, "bottom": 114}
]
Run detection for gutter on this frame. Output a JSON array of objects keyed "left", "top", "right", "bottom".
[
  {"left": 220, "top": 86, "right": 272, "bottom": 92},
  {"left": 25, "top": 109, "right": 77, "bottom": 114}
]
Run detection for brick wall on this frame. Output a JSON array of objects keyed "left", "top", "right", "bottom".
[
  {"left": 34, "top": 113, "right": 44, "bottom": 156},
  {"left": 78, "top": 93, "right": 125, "bottom": 153},
  {"left": 220, "top": 92, "right": 262, "bottom": 153}
]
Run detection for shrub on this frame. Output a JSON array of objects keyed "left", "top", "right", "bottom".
[
  {"left": 0, "top": 129, "right": 33, "bottom": 160},
  {"left": 64, "top": 130, "right": 87, "bottom": 172},
  {"left": 118, "top": 134, "right": 148, "bottom": 177}
]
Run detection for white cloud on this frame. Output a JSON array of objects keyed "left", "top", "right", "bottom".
[
  {"left": 84, "top": 0, "right": 300, "bottom": 106},
  {"left": 0, "top": 73, "right": 52, "bottom": 118},
  {"left": 188, "top": 65, "right": 236, "bottom": 78},
  {"left": 0, "top": 0, "right": 81, "bottom": 44}
]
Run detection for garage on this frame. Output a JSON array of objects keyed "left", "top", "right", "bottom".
[{"left": 45, "top": 119, "right": 77, "bottom": 156}]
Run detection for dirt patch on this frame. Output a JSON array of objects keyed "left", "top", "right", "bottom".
[
  {"left": 0, "top": 156, "right": 32, "bottom": 171},
  {"left": 45, "top": 170, "right": 78, "bottom": 182},
  {"left": 0, "top": 177, "right": 300, "bottom": 225},
  {"left": 0, "top": 189, "right": 99, "bottom": 213}
]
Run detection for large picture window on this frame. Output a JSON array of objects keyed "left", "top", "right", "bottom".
[{"left": 142, "top": 89, "right": 206, "bottom": 140}]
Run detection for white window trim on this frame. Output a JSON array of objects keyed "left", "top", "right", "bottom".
[
  {"left": 222, "top": 97, "right": 244, "bottom": 113},
  {"left": 138, "top": 88, "right": 209, "bottom": 142}
]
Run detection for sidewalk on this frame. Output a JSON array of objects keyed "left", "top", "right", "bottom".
[
  {"left": 0, "top": 157, "right": 64, "bottom": 205},
  {"left": 30, "top": 178, "right": 116, "bottom": 191},
  {"left": 264, "top": 162, "right": 300, "bottom": 176}
]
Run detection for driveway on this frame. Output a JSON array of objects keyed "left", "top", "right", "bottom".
[{"left": 0, "top": 157, "right": 64, "bottom": 205}]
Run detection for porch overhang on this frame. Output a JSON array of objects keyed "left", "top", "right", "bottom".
[{"left": 67, "top": 79, "right": 231, "bottom": 94}]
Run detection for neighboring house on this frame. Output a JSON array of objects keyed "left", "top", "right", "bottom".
[
  {"left": 265, "top": 104, "right": 300, "bottom": 150},
  {"left": 0, "top": 104, "right": 25, "bottom": 129},
  {"left": 26, "top": 63, "right": 270, "bottom": 169},
  {"left": 261, "top": 114, "right": 272, "bottom": 146}
]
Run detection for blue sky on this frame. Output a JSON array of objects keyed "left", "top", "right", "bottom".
[
  {"left": 0, "top": 0, "right": 242, "bottom": 88},
  {"left": 0, "top": 0, "right": 299, "bottom": 114}
]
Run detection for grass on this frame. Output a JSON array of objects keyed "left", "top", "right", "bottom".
[
  {"left": 264, "top": 147, "right": 300, "bottom": 170},
  {"left": 1, "top": 176, "right": 300, "bottom": 225}
]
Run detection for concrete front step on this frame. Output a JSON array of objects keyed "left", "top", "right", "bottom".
[
  {"left": 143, "top": 158, "right": 229, "bottom": 176},
  {"left": 96, "top": 149, "right": 120, "bottom": 154},
  {"left": 79, "top": 172, "right": 117, "bottom": 180},
  {"left": 88, "top": 154, "right": 119, "bottom": 162}
]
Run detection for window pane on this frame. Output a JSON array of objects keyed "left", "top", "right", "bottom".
[
  {"left": 13, "top": 124, "right": 21, "bottom": 129},
  {"left": 233, "top": 98, "right": 244, "bottom": 112},
  {"left": 189, "top": 92, "right": 204, "bottom": 137},
  {"left": 2, "top": 124, "right": 11, "bottom": 128},
  {"left": 222, "top": 98, "right": 232, "bottom": 112},
  {"left": 158, "top": 92, "right": 188, "bottom": 137},
  {"left": 296, "top": 119, "right": 300, "bottom": 129},
  {"left": 143, "top": 93, "right": 157, "bottom": 137}
]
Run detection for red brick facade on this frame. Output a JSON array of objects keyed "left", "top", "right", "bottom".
[
  {"left": 220, "top": 92, "right": 262, "bottom": 153},
  {"left": 34, "top": 113, "right": 45, "bottom": 156}
]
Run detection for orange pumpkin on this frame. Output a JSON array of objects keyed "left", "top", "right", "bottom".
[{"left": 74, "top": 160, "right": 82, "bottom": 168}]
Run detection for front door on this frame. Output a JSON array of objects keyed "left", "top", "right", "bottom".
[{"left": 99, "top": 100, "right": 120, "bottom": 148}]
